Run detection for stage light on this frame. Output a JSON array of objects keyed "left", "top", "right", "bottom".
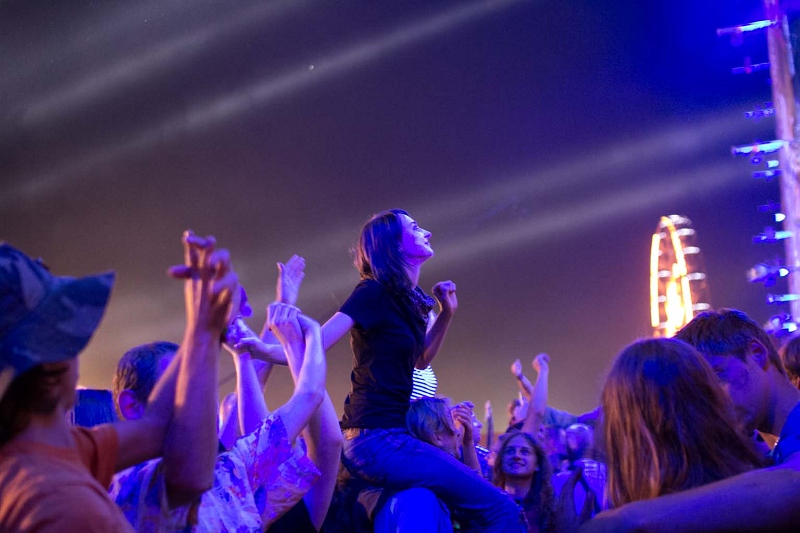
[
  {"left": 767, "top": 293, "right": 800, "bottom": 304},
  {"left": 748, "top": 263, "right": 797, "bottom": 287},
  {"left": 732, "top": 140, "right": 788, "bottom": 156},
  {"left": 717, "top": 19, "right": 777, "bottom": 36},
  {"left": 753, "top": 169, "right": 782, "bottom": 180},
  {"left": 753, "top": 227, "right": 793, "bottom": 243}
]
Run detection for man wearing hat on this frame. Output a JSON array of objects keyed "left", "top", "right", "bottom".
[{"left": 0, "top": 232, "right": 237, "bottom": 532}]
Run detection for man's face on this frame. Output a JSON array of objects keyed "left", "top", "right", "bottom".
[
  {"left": 705, "top": 352, "right": 766, "bottom": 434},
  {"left": 502, "top": 434, "right": 537, "bottom": 479}
]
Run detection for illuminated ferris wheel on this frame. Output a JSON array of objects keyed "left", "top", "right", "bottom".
[{"left": 650, "top": 215, "right": 711, "bottom": 337}]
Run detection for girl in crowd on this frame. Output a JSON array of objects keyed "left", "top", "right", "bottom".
[
  {"left": 322, "top": 209, "right": 524, "bottom": 532},
  {"left": 492, "top": 430, "right": 556, "bottom": 533},
  {"left": 601, "top": 337, "right": 763, "bottom": 508}
]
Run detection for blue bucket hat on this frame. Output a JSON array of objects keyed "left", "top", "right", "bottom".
[{"left": 0, "top": 243, "right": 114, "bottom": 400}]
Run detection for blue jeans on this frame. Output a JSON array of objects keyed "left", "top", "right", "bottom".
[{"left": 342, "top": 428, "right": 524, "bottom": 533}]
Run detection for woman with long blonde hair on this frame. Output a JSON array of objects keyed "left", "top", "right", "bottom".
[{"left": 601, "top": 337, "right": 763, "bottom": 508}]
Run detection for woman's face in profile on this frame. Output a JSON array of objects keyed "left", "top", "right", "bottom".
[{"left": 398, "top": 214, "right": 433, "bottom": 262}]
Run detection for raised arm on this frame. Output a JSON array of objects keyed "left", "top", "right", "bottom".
[
  {"left": 576, "top": 461, "right": 800, "bottom": 533},
  {"left": 270, "top": 304, "right": 325, "bottom": 442},
  {"left": 521, "top": 353, "right": 549, "bottom": 436},
  {"left": 417, "top": 280, "right": 457, "bottom": 369},
  {"left": 291, "top": 315, "right": 343, "bottom": 530},
  {"left": 453, "top": 403, "right": 480, "bottom": 472},
  {"left": 225, "top": 317, "right": 271, "bottom": 438},
  {"left": 485, "top": 400, "right": 495, "bottom": 449},
  {"left": 114, "top": 231, "right": 235, "bottom": 507},
  {"left": 511, "top": 358, "right": 535, "bottom": 399}
]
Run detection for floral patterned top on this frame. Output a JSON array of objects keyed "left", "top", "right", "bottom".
[{"left": 110, "top": 414, "right": 320, "bottom": 532}]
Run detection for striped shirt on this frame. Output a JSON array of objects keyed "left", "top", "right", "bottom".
[{"left": 410, "top": 365, "right": 438, "bottom": 400}]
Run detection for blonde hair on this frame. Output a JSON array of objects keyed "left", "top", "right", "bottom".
[
  {"left": 406, "top": 397, "right": 457, "bottom": 446},
  {"left": 602, "top": 338, "right": 762, "bottom": 507}
]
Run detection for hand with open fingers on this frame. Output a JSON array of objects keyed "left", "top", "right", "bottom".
[
  {"left": 276, "top": 255, "right": 305, "bottom": 306},
  {"left": 556, "top": 465, "right": 598, "bottom": 533},
  {"left": 168, "top": 230, "right": 238, "bottom": 337},
  {"left": 267, "top": 302, "right": 303, "bottom": 347},
  {"left": 432, "top": 280, "right": 457, "bottom": 314},
  {"left": 533, "top": 353, "right": 550, "bottom": 374},
  {"left": 511, "top": 358, "right": 523, "bottom": 378}
]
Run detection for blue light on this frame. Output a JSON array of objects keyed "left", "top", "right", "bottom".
[
  {"left": 717, "top": 20, "right": 777, "bottom": 36},
  {"left": 753, "top": 169, "right": 782, "bottom": 180},
  {"left": 744, "top": 107, "right": 775, "bottom": 120},
  {"left": 753, "top": 227, "right": 793, "bottom": 243},
  {"left": 767, "top": 293, "right": 800, "bottom": 304},
  {"left": 776, "top": 213, "right": 787, "bottom": 222},
  {"left": 732, "top": 140, "right": 788, "bottom": 156},
  {"left": 768, "top": 160, "right": 780, "bottom": 168},
  {"left": 732, "top": 61, "right": 770, "bottom": 75}
]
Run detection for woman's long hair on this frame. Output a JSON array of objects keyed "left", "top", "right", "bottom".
[
  {"left": 492, "top": 430, "right": 556, "bottom": 533},
  {"left": 354, "top": 209, "right": 411, "bottom": 294},
  {"left": 354, "top": 209, "right": 434, "bottom": 318},
  {"left": 601, "top": 338, "right": 763, "bottom": 508}
]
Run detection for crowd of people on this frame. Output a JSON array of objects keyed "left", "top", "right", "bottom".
[{"left": 2, "top": 209, "right": 800, "bottom": 532}]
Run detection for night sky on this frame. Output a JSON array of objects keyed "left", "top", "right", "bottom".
[{"left": 1, "top": 0, "right": 784, "bottom": 428}]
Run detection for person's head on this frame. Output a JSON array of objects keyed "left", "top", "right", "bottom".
[
  {"left": 675, "top": 308, "right": 786, "bottom": 433},
  {"left": 0, "top": 243, "right": 114, "bottom": 445},
  {"left": 494, "top": 431, "right": 544, "bottom": 484},
  {"left": 601, "top": 337, "right": 762, "bottom": 508},
  {"left": 780, "top": 335, "right": 800, "bottom": 390},
  {"left": 354, "top": 209, "right": 433, "bottom": 292},
  {"left": 565, "top": 423, "right": 593, "bottom": 462},
  {"left": 113, "top": 341, "right": 178, "bottom": 420},
  {"left": 507, "top": 397, "right": 528, "bottom": 427},
  {"left": 406, "top": 397, "right": 461, "bottom": 457},
  {"left": 492, "top": 430, "right": 555, "bottom": 531}
]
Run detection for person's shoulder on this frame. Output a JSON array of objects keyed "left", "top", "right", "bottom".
[
  {"left": 353, "top": 278, "right": 384, "bottom": 294},
  {"left": 72, "top": 423, "right": 118, "bottom": 451}
]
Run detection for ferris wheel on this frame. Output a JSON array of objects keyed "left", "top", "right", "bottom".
[{"left": 650, "top": 215, "right": 711, "bottom": 337}]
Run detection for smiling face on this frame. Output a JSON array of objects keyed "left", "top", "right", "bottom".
[
  {"left": 398, "top": 214, "right": 433, "bottom": 263},
  {"left": 502, "top": 434, "right": 538, "bottom": 479}
]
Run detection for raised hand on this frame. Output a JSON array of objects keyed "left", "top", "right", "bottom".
[
  {"left": 267, "top": 302, "right": 303, "bottom": 348},
  {"left": 276, "top": 255, "right": 305, "bottom": 306},
  {"left": 533, "top": 353, "right": 550, "bottom": 374},
  {"left": 511, "top": 358, "right": 523, "bottom": 378},
  {"left": 432, "top": 280, "right": 457, "bottom": 314},
  {"left": 168, "top": 230, "right": 237, "bottom": 337},
  {"left": 451, "top": 404, "right": 474, "bottom": 445}
]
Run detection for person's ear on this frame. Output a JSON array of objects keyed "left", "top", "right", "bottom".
[
  {"left": 117, "top": 389, "right": 145, "bottom": 420},
  {"left": 748, "top": 340, "right": 770, "bottom": 370}
]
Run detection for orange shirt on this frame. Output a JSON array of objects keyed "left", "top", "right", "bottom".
[{"left": 0, "top": 424, "right": 133, "bottom": 533}]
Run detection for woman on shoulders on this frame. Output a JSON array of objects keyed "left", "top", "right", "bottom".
[{"left": 324, "top": 209, "right": 523, "bottom": 533}]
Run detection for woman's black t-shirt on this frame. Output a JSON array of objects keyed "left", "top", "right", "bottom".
[{"left": 339, "top": 279, "right": 427, "bottom": 430}]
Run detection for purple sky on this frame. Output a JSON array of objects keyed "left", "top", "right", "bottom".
[{"left": 1, "top": 0, "right": 782, "bottom": 428}]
